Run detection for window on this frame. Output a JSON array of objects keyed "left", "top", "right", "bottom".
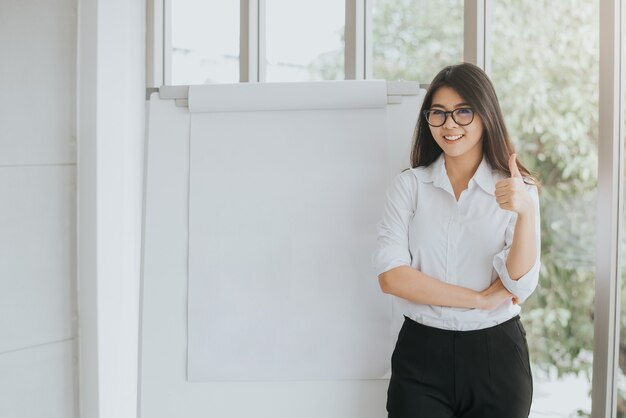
[
  {"left": 170, "top": 0, "right": 239, "bottom": 85},
  {"left": 371, "top": 0, "right": 464, "bottom": 83},
  {"left": 491, "top": 1, "right": 599, "bottom": 415},
  {"left": 265, "top": 0, "right": 344, "bottom": 81}
]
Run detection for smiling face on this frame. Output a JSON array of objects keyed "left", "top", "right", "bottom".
[{"left": 428, "top": 86, "right": 484, "bottom": 164}]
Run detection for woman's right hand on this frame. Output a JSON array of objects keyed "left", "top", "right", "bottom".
[{"left": 478, "top": 278, "right": 517, "bottom": 310}]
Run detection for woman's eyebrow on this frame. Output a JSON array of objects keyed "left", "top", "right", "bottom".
[{"left": 431, "top": 102, "right": 472, "bottom": 109}]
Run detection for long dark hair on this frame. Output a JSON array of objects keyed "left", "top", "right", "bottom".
[{"left": 411, "top": 62, "right": 538, "bottom": 186}]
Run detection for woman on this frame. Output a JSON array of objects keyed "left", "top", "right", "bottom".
[{"left": 373, "top": 62, "right": 540, "bottom": 417}]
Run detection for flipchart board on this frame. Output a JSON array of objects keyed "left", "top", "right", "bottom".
[{"left": 138, "top": 80, "right": 425, "bottom": 418}]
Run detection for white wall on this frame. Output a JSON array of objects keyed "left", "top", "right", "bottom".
[
  {"left": 77, "top": 0, "right": 145, "bottom": 417},
  {"left": 0, "top": 0, "right": 145, "bottom": 416},
  {"left": 0, "top": 1, "right": 78, "bottom": 418}
]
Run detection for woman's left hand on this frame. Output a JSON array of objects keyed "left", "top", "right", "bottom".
[{"left": 495, "top": 154, "right": 534, "bottom": 217}]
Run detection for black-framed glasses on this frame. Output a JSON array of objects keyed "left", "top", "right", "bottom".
[{"left": 423, "top": 108, "right": 475, "bottom": 127}]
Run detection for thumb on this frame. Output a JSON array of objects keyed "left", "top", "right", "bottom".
[{"left": 509, "top": 153, "right": 522, "bottom": 178}]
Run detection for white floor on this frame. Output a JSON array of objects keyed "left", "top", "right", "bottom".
[{"left": 531, "top": 370, "right": 591, "bottom": 417}]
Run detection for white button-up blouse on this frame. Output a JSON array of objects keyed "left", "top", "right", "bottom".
[{"left": 372, "top": 153, "right": 541, "bottom": 331}]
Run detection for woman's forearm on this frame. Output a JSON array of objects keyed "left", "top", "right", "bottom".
[
  {"left": 506, "top": 211, "right": 537, "bottom": 281},
  {"left": 378, "top": 265, "right": 481, "bottom": 309}
]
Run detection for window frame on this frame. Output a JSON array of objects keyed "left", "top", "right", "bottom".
[{"left": 593, "top": 1, "right": 624, "bottom": 417}]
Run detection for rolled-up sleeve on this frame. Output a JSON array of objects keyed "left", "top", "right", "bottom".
[
  {"left": 372, "top": 172, "right": 415, "bottom": 277},
  {"left": 493, "top": 184, "right": 541, "bottom": 303}
]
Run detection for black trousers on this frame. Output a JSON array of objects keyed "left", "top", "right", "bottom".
[{"left": 387, "top": 315, "right": 533, "bottom": 418}]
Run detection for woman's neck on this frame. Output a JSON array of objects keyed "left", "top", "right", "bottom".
[
  {"left": 443, "top": 152, "right": 483, "bottom": 201},
  {"left": 444, "top": 152, "right": 483, "bottom": 185}
]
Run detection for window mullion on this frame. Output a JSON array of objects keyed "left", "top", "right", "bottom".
[
  {"left": 463, "top": 0, "right": 491, "bottom": 74},
  {"left": 240, "top": 0, "right": 263, "bottom": 82},
  {"left": 146, "top": 0, "right": 164, "bottom": 87},
  {"left": 345, "top": 0, "right": 365, "bottom": 80},
  {"left": 593, "top": 1, "right": 624, "bottom": 417},
  {"left": 163, "top": 0, "right": 172, "bottom": 85},
  {"left": 364, "top": 0, "right": 372, "bottom": 79}
]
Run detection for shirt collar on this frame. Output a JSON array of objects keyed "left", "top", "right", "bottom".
[
  {"left": 412, "top": 153, "right": 496, "bottom": 196},
  {"left": 430, "top": 154, "right": 449, "bottom": 190},
  {"left": 471, "top": 156, "right": 497, "bottom": 196}
]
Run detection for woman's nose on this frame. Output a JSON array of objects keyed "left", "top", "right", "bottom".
[{"left": 442, "top": 114, "right": 458, "bottom": 128}]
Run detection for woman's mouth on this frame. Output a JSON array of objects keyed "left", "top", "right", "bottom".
[{"left": 444, "top": 134, "right": 464, "bottom": 143}]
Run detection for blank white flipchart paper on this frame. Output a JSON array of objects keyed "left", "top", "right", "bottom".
[{"left": 187, "top": 81, "right": 395, "bottom": 381}]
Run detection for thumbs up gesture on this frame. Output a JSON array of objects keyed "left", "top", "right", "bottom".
[{"left": 495, "top": 154, "right": 534, "bottom": 217}]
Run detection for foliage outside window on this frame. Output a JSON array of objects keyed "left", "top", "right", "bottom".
[
  {"left": 491, "top": 1, "right": 598, "bottom": 415},
  {"left": 371, "top": 0, "right": 463, "bottom": 84}
]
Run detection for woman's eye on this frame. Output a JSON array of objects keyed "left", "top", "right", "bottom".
[
  {"left": 456, "top": 108, "right": 472, "bottom": 115},
  {"left": 431, "top": 110, "right": 445, "bottom": 116}
]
